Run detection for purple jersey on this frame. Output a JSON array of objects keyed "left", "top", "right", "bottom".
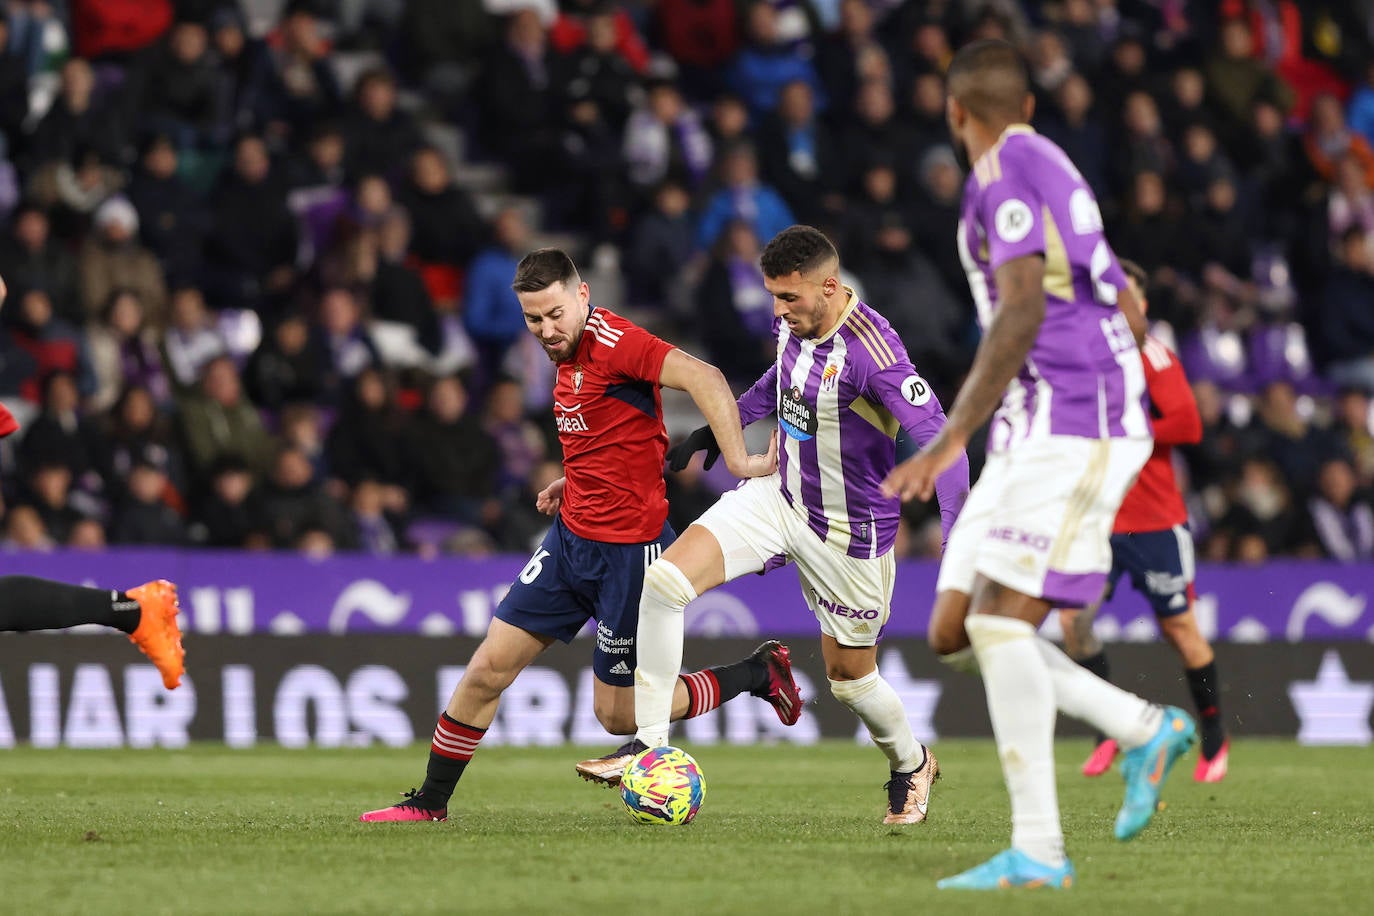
[
  {"left": 736, "top": 291, "right": 969, "bottom": 558},
  {"left": 957, "top": 125, "right": 1150, "bottom": 453}
]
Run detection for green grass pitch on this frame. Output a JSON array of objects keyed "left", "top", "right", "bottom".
[{"left": 0, "top": 740, "right": 1370, "bottom": 915}]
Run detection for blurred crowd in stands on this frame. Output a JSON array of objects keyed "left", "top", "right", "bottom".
[{"left": 0, "top": 0, "right": 1371, "bottom": 564}]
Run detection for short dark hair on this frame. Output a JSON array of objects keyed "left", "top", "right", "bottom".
[
  {"left": 512, "top": 248, "right": 580, "bottom": 294},
  {"left": 1119, "top": 258, "right": 1147, "bottom": 290},
  {"left": 946, "top": 39, "right": 1030, "bottom": 123},
  {"left": 759, "top": 225, "right": 839, "bottom": 279}
]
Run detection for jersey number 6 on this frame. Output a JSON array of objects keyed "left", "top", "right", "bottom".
[{"left": 519, "top": 548, "right": 552, "bottom": 584}]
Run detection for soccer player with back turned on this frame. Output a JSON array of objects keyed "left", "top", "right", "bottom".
[
  {"left": 361, "top": 249, "right": 801, "bottom": 822},
  {"left": 883, "top": 41, "right": 1196, "bottom": 889}
]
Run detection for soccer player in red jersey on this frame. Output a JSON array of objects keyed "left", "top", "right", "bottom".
[
  {"left": 1057, "top": 260, "right": 1229, "bottom": 783},
  {"left": 0, "top": 272, "right": 185, "bottom": 690},
  {"left": 361, "top": 249, "right": 797, "bottom": 822}
]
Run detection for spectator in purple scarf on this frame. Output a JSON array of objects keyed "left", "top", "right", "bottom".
[
  {"left": 622, "top": 78, "right": 713, "bottom": 194},
  {"left": 482, "top": 377, "right": 546, "bottom": 497},
  {"left": 86, "top": 289, "right": 172, "bottom": 412},
  {"left": 1309, "top": 457, "right": 1374, "bottom": 562},
  {"left": 695, "top": 219, "right": 774, "bottom": 384}
]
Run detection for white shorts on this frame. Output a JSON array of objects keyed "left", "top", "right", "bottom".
[
  {"left": 936, "top": 435, "right": 1152, "bottom": 608},
  {"left": 691, "top": 475, "right": 895, "bottom": 647}
]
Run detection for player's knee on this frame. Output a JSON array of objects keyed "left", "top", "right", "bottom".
[
  {"left": 928, "top": 624, "right": 968, "bottom": 657},
  {"left": 927, "top": 589, "right": 972, "bottom": 656},
  {"left": 461, "top": 652, "right": 518, "bottom": 699},
  {"left": 829, "top": 670, "right": 879, "bottom": 705},
  {"left": 594, "top": 703, "right": 635, "bottom": 736},
  {"left": 642, "top": 559, "right": 696, "bottom": 613},
  {"left": 1159, "top": 613, "right": 1206, "bottom": 651}
]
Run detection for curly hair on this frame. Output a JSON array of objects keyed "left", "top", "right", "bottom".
[{"left": 759, "top": 225, "right": 838, "bottom": 279}]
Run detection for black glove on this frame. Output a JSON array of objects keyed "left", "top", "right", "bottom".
[{"left": 666, "top": 424, "right": 721, "bottom": 472}]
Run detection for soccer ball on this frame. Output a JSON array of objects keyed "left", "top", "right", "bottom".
[{"left": 620, "top": 746, "right": 706, "bottom": 825}]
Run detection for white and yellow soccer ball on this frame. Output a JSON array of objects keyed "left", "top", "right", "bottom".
[{"left": 620, "top": 746, "right": 706, "bottom": 826}]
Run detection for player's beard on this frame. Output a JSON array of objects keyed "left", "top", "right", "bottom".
[
  {"left": 786, "top": 295, "right": 829, "bottom": 338},
  {"left": 541, "top": 329, "right": 581, "bottom": 362}
]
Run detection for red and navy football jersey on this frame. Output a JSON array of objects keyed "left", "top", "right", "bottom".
[
  {"left": 555, "top": 307, "right": 676, "bottom": 543},
  {"left": 1114, "top": 336, "right": 1203, "bottom": 534}
]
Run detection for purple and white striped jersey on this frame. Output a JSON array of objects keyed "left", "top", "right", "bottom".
[
  {"left": 736, "top": 291, "right": 969, "bottom": 559},
  {"left": 958, "top": 125, "right": 1150, "bottom": 454}
]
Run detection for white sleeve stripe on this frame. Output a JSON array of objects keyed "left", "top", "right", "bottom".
[
  {"left": 1143, "top": 338, "right": 1173, "bottom": 371},
  {"left": 587, "top": 316, "right": 624, "bottom": 338}
]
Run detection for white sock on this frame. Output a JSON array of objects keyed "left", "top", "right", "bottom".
[
  {"left": 1035, "top": 639, "right": 1162, "bottom": 749},
  {"left": 633, "top": 559, "right": 696, "bottom": 748},
  {"left": 829, "top": 670, "right": 925, "bottom": 773},
  {"left": 965, "top": 614, "right": 1065, "bottom": 868}
]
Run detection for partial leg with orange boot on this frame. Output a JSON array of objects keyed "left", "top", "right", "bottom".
[{"left": 0, "top": 575, "right": 185, "bottom": 689}]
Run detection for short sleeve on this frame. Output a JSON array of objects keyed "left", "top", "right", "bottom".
[
  {"left": 977, "top": 167, "right": 1045, "bottom": 272},
  {"left": 602, "top": 321, "right": 675, "bottom": 384},
  {"left": 865, "top": 363, "right": 946, "bottom": 445}
]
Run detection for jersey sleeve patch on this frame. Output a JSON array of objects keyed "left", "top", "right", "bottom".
[
  {"left": 994, "top": 198, "right": 1035, "bottom": 244},
  {"left": 899, "top": 374, "right": 932, "bottom": 407}
]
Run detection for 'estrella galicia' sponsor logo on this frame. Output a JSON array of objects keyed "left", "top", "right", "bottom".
[
  {"left": 810, "top": 588, "right": 880, "bottom": 620},
  {"left": 987, "top": 526, "right": 1052, "bottom": 552},
  {"left": 779, "top": 387, "right": 818, "bottom": 441}
]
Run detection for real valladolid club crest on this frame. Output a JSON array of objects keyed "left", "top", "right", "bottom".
[{"left": 573, "top": 365, "right": 584, "bottom": 393}]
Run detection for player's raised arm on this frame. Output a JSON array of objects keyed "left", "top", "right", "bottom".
[{"left": 658, "top": 348, "right": 777, "bottom": 478}]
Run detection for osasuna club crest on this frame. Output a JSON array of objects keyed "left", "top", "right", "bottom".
[{"left": 573, "top": 365, "right": 584, "bottom": 393}]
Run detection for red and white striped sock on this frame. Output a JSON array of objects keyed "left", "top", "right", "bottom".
[
  {"left": 680, "top": 671, "right": 722, "bottom": 718},
  {"left": 420, "top": 713, "right": 486, "bottom": 806},
  {"left": 432, "top": 713, "right": 485, "bottom": 761}
]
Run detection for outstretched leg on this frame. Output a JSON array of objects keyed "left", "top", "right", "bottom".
[
  {"left": 574, "top": 640, "right": 801, "bottom": 785},
  {"left": 0, "top": 576, "right": 184, "bottom": 690},
  {"left": 360, "top": 619, "right": 551, "bottom": 822}
]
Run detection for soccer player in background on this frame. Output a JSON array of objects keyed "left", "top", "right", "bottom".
[
  {"left": 1059, "top": 259, "right": 1229, "bottom": 783},
  {"left": 361, "top": 249, "right": 798, "bottom": 822},
  {"left": 0, "top": 272, "right": 184, "bottom": 691},
  {"left": 882, "top": 41, "right": 1196, "bottom": 889},
  {"left": 634, "top": 225, "right": 969, "bottom": 825}
]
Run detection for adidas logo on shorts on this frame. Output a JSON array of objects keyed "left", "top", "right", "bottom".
[{"left": 610, "top": 661, "right": 632, "bottom": 676}]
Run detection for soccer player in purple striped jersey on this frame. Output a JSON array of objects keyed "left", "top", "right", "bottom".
[
  {"left": 881, "top": 40, "right": 1196, "bottom": 890},
  {"left": 635, "top": 225, "right": 969, "bottom": 825}
]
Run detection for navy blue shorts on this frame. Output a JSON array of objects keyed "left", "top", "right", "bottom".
[
  {"left": 1105, "top": 525, "right": 1197, "bottom": 618},
  {"left": 495, "top": 516, "right": 675, "bottom": 687}
]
